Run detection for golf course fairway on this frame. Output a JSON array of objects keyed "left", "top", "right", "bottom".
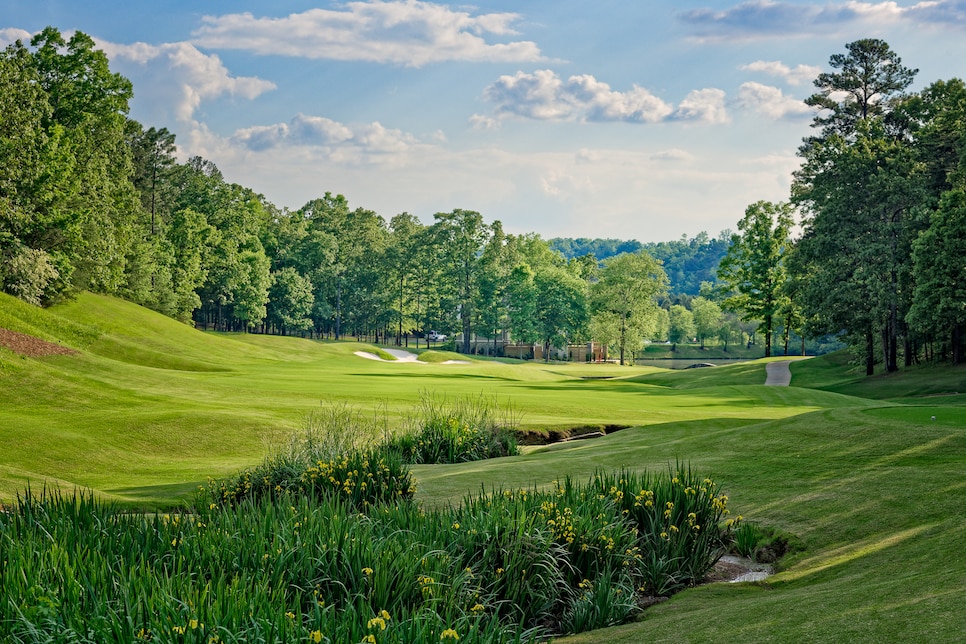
[{"left": 1, "top": 291, "right": 964, "bottom": 642}]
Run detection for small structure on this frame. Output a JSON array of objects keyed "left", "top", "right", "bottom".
[{"left": 455, "top": 336, "right": 608, "bottom": 362}]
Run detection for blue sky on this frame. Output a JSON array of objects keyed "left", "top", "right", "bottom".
[{"left": 4, "top": 1, "right": 966, "bottom": 241}]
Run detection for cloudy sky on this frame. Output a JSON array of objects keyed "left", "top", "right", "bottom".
[{"left": 4, "top": 1, "right": 966, "bottom": 241}]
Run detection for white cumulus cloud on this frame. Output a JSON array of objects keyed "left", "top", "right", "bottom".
[
  {"left": 484, "top": 69, "right": 573, "bottom": 120},
  {"left": 740, "top": 60, "right": 822, "bottom": 86},
  {"left": 673, "top": 89, "right": 730, "bottom": 124},
  {"left": 566, "top": 74, "right": 674, "bottom": 122},
  {"left": 230, "top": 113, "right": 419, "bottom": 159},
  {"left": 191, "top": 1, "right": 543, "bottom": 67},
  {"left": 482, "top": 70, "right": 723, "bottom": 124},
  {"left": 737, "top": 82, "right": 812, "bottom": 119},
  {"left": 99, "top": 40, "right": 276, "bottom": 123}
]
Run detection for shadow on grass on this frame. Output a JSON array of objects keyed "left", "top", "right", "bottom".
[
  {"left": 107, "top": 481, "right": 204, "bottom": 509},
  {"left": 348, "top": 372, "right": 521, "bottom": 382}
]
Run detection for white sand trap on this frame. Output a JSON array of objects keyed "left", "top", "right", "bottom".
[
  {"left": 354, "top": 349, "right": 471, "bottom": 365},
  {"left": 383, "top": 348, "right": 421, "bottom": 362},
  {"left": 354, "top": 348, "right": 425, "bottom": 364}
]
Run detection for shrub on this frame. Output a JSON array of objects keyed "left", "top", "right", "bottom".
[
  {"left": 589, "top": 465, "right": 736, "bottom": 595},
  {"left": 384, "top": 394, "right": 519, "bottom": 464},
  {"left": 1, "top": 465, "right": 741, "bottom": 642},
  {"left": 198, "top": 404, "right": 414, "bottom": 510},
  {"left": 731, "top": 521, "right": 802, "bottom": 563}
]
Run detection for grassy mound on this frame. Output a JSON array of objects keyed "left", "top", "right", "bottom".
[{"left": 417, "top": 349, "right": 471, "bottom": 363}]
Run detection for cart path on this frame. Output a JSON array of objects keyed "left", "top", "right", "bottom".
[{"left": 765, "top": 360, "right": 792, "bottom": 386}]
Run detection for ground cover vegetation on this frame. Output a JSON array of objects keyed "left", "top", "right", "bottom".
[
  {"left": 1, "top": 463, "right": 738, "bottom": 642},
  {"left": 0, "top": 291, "right": 964, "bottom": 642}
]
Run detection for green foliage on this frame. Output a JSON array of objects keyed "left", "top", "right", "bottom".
[
  {"left": 718, "top": 200, "right": 794, "bottom": 357},
  {"left": 689, "top": 296, "right": 722, "bottom": 348},
  {"left": 1, "top": 28, "right": 144, "bottom": 304},
  {"left": 200, "top": 447, "right": 415, "bottom": 511},
  {"left": 804, "top": 38, "right": 917, "bottom": 140},
  {"left": 587, "top": 467, "right": 735, "bottom": 594},
  {"left": 533, "top": 264, "right": 589, "bottom": 356},
  {"left": 668, "top": 304, "right": 695, "bottom": 345},
  {"left": 908, "top": 188, "right": 966, "bottom": 361},
  {"left": 1, "top": 463, "right": 739, "bottom": 642},
  {"left": 731, "top": 522, "right": 802, "bottom": 563},
  {"left": 732, "top": 521, "right": 762, "bottom": 558},
  {"left": 549, "top": 234, "right": 729, "bottom": 297},
  {"left": 267, "top": 266, "right": 315, "bottom": 333},
  {"left": 384, "top": 395, "right": 519, "bottom": 464},
  {"left": 591, "top": 252, "right": 668, "bottom": 364}
]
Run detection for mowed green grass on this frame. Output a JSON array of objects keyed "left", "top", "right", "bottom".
[
  {"left": 0, "top": 291, "right": 848, "bottom": 504},
  {"left": 2, "top": 292, "right": 965, "bottom": 642}
]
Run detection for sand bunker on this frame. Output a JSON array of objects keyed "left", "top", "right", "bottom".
[{"left": 354, "top": 348, "right": 470, "bottom": 364}]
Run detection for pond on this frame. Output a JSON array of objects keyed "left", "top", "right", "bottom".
[{"left": 633, "top": 358, "right": 754, "bottom": 370}]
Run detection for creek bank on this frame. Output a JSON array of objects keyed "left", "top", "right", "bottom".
[{"left": 516, "top": 424, "right": 631, "bottom": 445}]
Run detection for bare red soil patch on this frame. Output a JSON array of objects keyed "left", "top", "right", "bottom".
[{"left": 0, "top": 327, "right": 78, "bottom": 358}]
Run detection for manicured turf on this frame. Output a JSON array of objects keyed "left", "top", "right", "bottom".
[
  {"left": 0, "top": 292, "right": 849, "bottom": 504},
  {"left": 2, "top": 291, "right": 964, "bottom": 642}
]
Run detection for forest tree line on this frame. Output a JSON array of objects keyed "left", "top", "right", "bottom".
[
  {"left": 716, "top": 39, "right": 966, "bottom": 368},
  {"left": 2, "top": 30, "right": 964, "bottom": 367}
]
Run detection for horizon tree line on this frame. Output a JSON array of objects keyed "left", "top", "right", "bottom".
[{"left": 3, "top": 29, "right": 963, "bottom": 368}]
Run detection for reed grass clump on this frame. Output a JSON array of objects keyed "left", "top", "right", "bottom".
[
  {"left": 2, "top": 429, "right": 737, "bottom": 643},
  {"left": 383, "top": 394, "right": 519, "bottom": 464},
  {"left": 199, "top": 404, "right": 416, "bottom": 510}
]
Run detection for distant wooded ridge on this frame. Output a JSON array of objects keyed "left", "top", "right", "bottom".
[{"left": 548, "top": 234, "right": 730, "bottom": 296}]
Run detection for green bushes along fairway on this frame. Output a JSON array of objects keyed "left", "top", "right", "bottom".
[{"left": 1, "top": 463, "right": 738, "bottom": 643}]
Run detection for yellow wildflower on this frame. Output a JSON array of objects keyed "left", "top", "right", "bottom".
[
  {"left": 309, "top": 631, "right": 323, "bottom": 643},
  {"left": 367, "top": 617, "right": 386, "bottom": 631},
  {"left": 440, "top": 629, "right": 460, "bottom": 641}
]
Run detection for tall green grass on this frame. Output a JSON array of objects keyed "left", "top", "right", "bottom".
[
  {"left": 1, "top": 460, "right": 737, "bottom": 643},
  {"left": 383, "top": 394, "right": 519, "bottom": 464}
]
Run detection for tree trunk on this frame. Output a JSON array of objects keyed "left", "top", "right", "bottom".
[
  {"left": 953, "top": 324, "right": 962, "bottom": 365},
  {"left": 619, "top": 313, "right": 627, "bottom": 365},
  {"left": 764, "top": 314, "right": 773, "bottom": 358},
  {"left": 866, "top": 329, "right": 875, "bottom": 376},
  {"left": 335, "top": 278, "right": 342, "bottom": 341}
]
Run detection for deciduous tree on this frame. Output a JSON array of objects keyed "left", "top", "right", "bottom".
[
  {"left": 590, "top": 252, "right": 667, "bottom": 365},
  {"left": 718, "top": 201, "right": 794, "bottom": 358}
]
